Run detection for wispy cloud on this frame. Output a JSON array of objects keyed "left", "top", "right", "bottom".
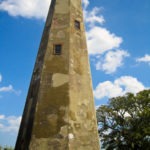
[
  {"left": 0, "top": 74, "right": 21, "bottom": 96},
  {"left": 0, "top": 114, "right": 21, "bottom": 133},
  {"left": 136, "top": 54, "right": 150, "bottom": 65},
  {"left": 0, "top": 115, "right": 5, "bottom": 119},
  {"left": 84, "top": 7, "right": 105, "bottom": 27},
  {"left": 96, "top": 50, "right": 130, "bottom": 74},
  {"left": 94, "top": 76, "right": 146, "bottom": 99},
  {"left": 83, "top": 0, "right": 104, "bottom": 27},
  {"left": 0, "top": 85, "right": 13, "bottom": 92},
  {"left": 82, "top": 0, "right": 90, "bottom": 9},
  {"left": 0, "top": 0, "right": 51, "bottom": 20}
]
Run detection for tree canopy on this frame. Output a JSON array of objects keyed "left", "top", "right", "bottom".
[
  {"left": 97, "top": 89, "right": 150, "bottom": 150},
  {"left": 0, "top": 146, "right": 14, "bottom": 150}
]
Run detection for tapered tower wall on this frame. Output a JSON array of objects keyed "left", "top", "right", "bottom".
[
  {"left": 68, "top": 1, "right": 100, "bottom": 149},
  {"left": 15, "top": 0, "right": 100, "bottom": 149}
]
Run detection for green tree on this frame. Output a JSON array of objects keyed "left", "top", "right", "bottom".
[
  {"left": 97, "top": 89, "right": 150, "bottom": 150},
  {"left": 3, "top": 147, "right": 14, "bottom": 150},
  {"left": 0, "top": 146, "right": 14, "bottom": 150}
]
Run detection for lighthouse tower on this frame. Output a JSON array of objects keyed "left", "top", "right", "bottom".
[{"left": 15, "top": 0, "right": 100, "bottom": 149}]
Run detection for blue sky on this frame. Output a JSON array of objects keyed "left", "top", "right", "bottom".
[{"left": 0, "top": 0, "right": 150, "bottom": 147}]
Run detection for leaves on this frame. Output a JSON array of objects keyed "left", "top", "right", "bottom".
[
  {"left": 97, "top": 89, "right": 150, "bottom": 150},
  {"left": 0, "top": 146, "right": 14, "bottom": 150}
]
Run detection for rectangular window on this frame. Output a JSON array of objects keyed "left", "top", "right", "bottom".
[
  {"left": 54, "top": 44, "right": 62, "bottom": 55},
  {"left": 75, "top": 20, "right": 80, "bottom": 30}
]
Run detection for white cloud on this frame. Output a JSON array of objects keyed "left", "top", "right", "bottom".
[
  {"left": 0, "top": 73, "right": 21, "bottom": 95},
  {"left": 0, "top": 0, "right": 51, "bottom": 19},
  {"left": 136, "top": 54, "right": 150, "bottom": 64},
  {"left": 82, "top": 0, "right": 89, "bottom": 9},
  {"left": 0, "top": 85, "right": 21, "bottom": 96},
  {"left": 0, "top": 85, "right": 13, "bottom": 92},
  {"left": 0, "top": 115, "right": 5, "bottom": 119},
  {"left": 96, "top": 50, "right": 130, "bottom": 74},
  {"left": 87, "top": 26, "right": 123, "bottom": 55},
  {"left": 84, "top": 7, "right": 105, "bottom": 26},
  {"left": 82, "top": 0, "right": 128, "bottom": 74},
  {"left": 83, "top": 0, "right": 104, "bottom": 26},
  {"left": 94, "top": 76, "right": 146, "bottom": 99},
  {"left": 0, "top": 114, "right": 21, "bottom": 133},
  {"left": 82, "top": 0, "right": 127, "bottom": 76}
]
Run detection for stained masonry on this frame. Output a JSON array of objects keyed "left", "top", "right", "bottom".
[{"left": 15, "top": 0, "right": 100, "bottom": 149}]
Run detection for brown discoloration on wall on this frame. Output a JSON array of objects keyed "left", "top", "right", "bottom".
[{"left": 15, "top": 0, "right": 100, "bottom": 149}]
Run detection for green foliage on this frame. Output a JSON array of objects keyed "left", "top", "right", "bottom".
[
  {"left": 3, "top": 147, "right": 14, "bottom": 150},
  {"left": 97, "top": 89, "right": 150, "bottom": 150},
  {"left": 0, "top": 146, "right": 14, "bottom": 150}
]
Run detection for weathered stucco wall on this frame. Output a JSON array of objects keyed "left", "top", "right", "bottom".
[{"left": 15, "top": 0, "right": 100, "bottom": 149}]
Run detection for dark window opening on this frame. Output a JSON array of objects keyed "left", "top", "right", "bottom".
[
  {"left": 75, "top": 20, "right": 80, "bottom": 30},
  {"left": 54, "top": 44, "right": 62, "bottom": 55}
]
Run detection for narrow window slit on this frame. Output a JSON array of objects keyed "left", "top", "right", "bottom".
[
  {"left": 54, "top": 44, "right": 62, "bottom": 55},
  {"left": 75, "top": 20, "right": 80, "bottom": 30}
]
